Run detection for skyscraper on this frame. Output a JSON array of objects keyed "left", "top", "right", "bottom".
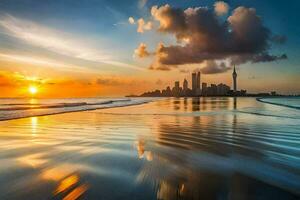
[
  {"left": 196, "top": 72, "right": 201, "bottom": 90},
  {"left": 183, "top": 79, "right": 188, "bottom": 91},
  {"left": 232, "top": 65, "right": 237, "bottom": 93},
  {"left": 175, "top": 81, "right": 180, "bottom": 89},
  {"left": 196, "top": 71, "right": 201, "bottom": 95},
  {"left": 192, "top": 73, "right": 197, "bottom": 92},
  {"left": 173, "top": 81, "right": 180, "bottom": 96},
  {"left": 202, "top": 82, "right": 207, "bottom": 96}
]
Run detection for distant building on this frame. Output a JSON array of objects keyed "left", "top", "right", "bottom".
[
  {"left": 173, "top": 81, "right": 180, "bottom": 96},
  {"left": 182, "top": 79, "right": 188, "bottom": 96},
  {"left": 183, "top": 79, "right": 188, "bottom": 91},
  {"left": 202, "top": 82, "right": 207, "bottom": 96},
  {"left": 196, "top": 72, "right": 201, "bottom": 95},
  {"left": 197, "top": 72, "right": 201, "bottom": 89},
  {"left": 241, "top": 90, "right": 247, "bottom": 95},
  {"left": 232, "top": 65, "right": 237, "bottom": 93},
  {"left": 211, "top": 84, "right": 217, "bottom": 95},
  {"left": 217, "top": 83, "right": 230, "bottom": 95},
  {"left": 192, "top": 73, "right": 197, "bottom": 93},
  {"left": 138, "top": 67, "right": 250, "bottom": 97},
  {"left": 175, "top": 81, "right": 179, "bottom": 89}
]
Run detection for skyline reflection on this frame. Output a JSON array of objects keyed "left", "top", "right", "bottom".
[{"left": 0, "top": 97, "right": 299, "bottom": 199}]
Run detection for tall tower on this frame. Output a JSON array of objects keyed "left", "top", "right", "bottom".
[
  {"left": 196, "top": 72, "right": 201, "bottom": 90},
  {"left": 232, "top": 65, "right": 237, "bottom": 93},
  {"left": 192, "top": 73, "right": 197, "bottom": 93}
]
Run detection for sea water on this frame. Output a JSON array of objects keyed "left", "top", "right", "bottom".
[{"left": 0, "top": 97, "right": 299, "bottom": 199}]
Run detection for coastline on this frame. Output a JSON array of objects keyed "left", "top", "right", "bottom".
[
  {"left": 0, "top": 98, "right": 156, "bottom": 121},
  {"left": 256, "top": 96, "right": 300, "bottom": 110},
  {"left": 2, "top": 96, "right": 299, "bottom": 122}
]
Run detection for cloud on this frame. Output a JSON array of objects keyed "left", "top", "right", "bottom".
[
  {"left": 0, "top": 15, "right": 143, "bottom": 71},
  {"left": 179, "top": 69, "right": 190, "bottom": 73},
  {"left": 96, "top": 78, "right": 124, "bottom": 86},
  {"left": 149, "top": 63, "right": 172, "bottom": 71},
  {"left": 96, "top": 76, "right": 148, "bottom": 87},
  {"left": 0, "top": 70, "right": 50, "bottom": 88},
  {"left": 137, "top": 18, "right": 153, "bottom": 33},
  {"left": 134, "top": 43, "right": 151, "bottom": 58},
  {"left": 128, "top": 17, "right": 135, "bottom": 24},
  {"left": 200, "top": 60, "right": 230, "bottom": 74},
  {"left": 142, "top": 4, "right": 287, "bottom": 72},
  {"left": 102, "top": 60, "right": 146, "bottom": 71},
  {"left": 0, "top": 15, "right": 110, "bottom": 61},
  {"left": 214, "top": 1, "right": 229, "bottom": 16},
  {"left": 0, "top": 53, "right": 84, "bottom": 72},
  {"left": 252, "top": 53, "right": 287, "bottom": 63}
]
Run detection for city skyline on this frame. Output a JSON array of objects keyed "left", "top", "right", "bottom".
[
  {"left": 0, "top": 0, "right": 299, "bottom": 97},
  {"left": 139, "top": 66, "right": 251, "bottom": 97}
]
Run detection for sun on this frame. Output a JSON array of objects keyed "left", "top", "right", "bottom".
[{"left": 29, "top": 86, "right": 38, "bottom": 95}]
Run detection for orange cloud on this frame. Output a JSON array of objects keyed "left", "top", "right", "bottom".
[
  {"left": 137, "top": 18, "right": 153, "bottom": 33},
  {"left": 134, "top": 43, "right": 151, "bottom": 58},
  {"left": 214, "top": 1, "right": 229, "bottom": 16}
]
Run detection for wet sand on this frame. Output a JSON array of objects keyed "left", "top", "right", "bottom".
[{"left": 0, "top": 97, "right": 299, "bottom": 200}]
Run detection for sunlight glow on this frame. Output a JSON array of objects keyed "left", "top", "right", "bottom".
[{"left": 29, "top": 86, "right": 38, "bottom": 94}]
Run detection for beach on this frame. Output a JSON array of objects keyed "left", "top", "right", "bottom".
[{"left": 0, "top": 97, "right": 299, "bottom": 199}]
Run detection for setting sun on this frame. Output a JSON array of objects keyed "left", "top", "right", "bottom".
[{"left": 29, "top": 86, "right": 38, "bottom": 95}]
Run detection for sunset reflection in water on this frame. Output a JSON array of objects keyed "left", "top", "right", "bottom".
[{"left": 0, "top": 97, "right": 299, "bottom": 199}]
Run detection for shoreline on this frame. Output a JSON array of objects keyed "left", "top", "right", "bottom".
[
  {"left": 256, "top": 97, "right": 300, "bottom": 110},
  {"left": 0, "top": 100, "right": 152, "bottom": 122},
  {"left": 1, "top": 96, "right": 299, "bottom": 122}
]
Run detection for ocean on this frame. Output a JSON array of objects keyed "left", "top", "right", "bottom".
[
  {"left": 0, "top": 97, "right": 299, "bottom": 199},
  {"left": 0, "top": 97, "right": 154, "bottom": 121}
]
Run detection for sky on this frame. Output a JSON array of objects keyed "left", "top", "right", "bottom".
[{"left": 0, "top": 0, "right": 299, "bottom": 97}]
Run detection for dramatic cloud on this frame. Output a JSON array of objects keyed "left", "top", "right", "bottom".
[
  {"left": 252, "top": 53, "right": 287, "bottom": 63},
  {"left": 201, "top": 60, "right": 230, "bottom": 74},
  {"left": 143, "top": 4, "right": 287, "bottom": 72},
  {"left": 128, "top": 17, "right": 135, "bottom": 24},
  {"left": 134, "top": 43, "right": 151, "bottom": 58},
  {"left": 137, "top": 18, "right": 153, "bottom": 33},
  {"left": 214, "top": 1, "right": 229, "bottom": 16}
]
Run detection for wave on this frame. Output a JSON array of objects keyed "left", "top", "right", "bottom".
[
  {"left": 0, "top": 98, "right": 153, "bottom": 121},
  {"left": 0, "top": 99, "right": 131, "bottom": 111},
  {"left": 235, "top": 110, "right": 300, "bottom": 119},
  {"left": 257, "top": 97, "right": 300, "bottom": 110}
]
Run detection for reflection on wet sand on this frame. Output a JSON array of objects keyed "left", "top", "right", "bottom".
[
  {"left": 0, "top": 97, "right": 299, "bottom": 199},
  {"left": 63, "top": 184, "right": 88, "bottom": 200},
  {"left": 135, "top": 98, "right": 300, "bottom": 199},
  {"left": 54, "top": 174, "right": 79, "bottom": 194}
]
